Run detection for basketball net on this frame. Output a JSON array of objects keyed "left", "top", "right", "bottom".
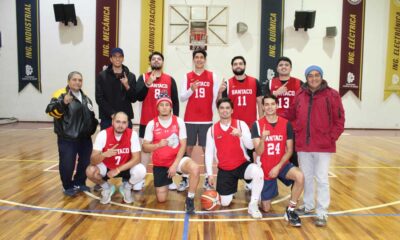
[{"left": 190, "top": 31, "right": 207, "bottom": 50}]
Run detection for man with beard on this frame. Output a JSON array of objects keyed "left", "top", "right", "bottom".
[
  {"left": 86, "top": 112, "right": 147, "bottom": 204},
  {"left": 218, "top": 56, "right": 263, "bottom": 190},
  {"left": 178, "top": 49, "right": 219, "bottom": 191},
  {"left": 96, "top": 48, "right": 137, "bottom": 130},
  {"left": 142, "top": 95, "right": 200, "bottom": 214},
  {"left": 135, "top": 52, "right": 179, "bottom": 191}
]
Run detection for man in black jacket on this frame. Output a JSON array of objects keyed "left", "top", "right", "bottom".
[
  {"left": 46, "top": 71, "right": 98, "bottom": 196},
  {"left": 96, "top": 47, "right": 137, "bottom": 130}
]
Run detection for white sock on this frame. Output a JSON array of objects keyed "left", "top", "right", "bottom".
[
  {"left": 187, "top": 192, "right": 195, "bottom": 199},
  {"left": 101, "top": 182, "right": 110, "bottom": 189}
]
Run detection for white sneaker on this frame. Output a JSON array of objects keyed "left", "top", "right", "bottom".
[
  {"left": 119, "top": 184, "right": 133, "bottom": 204},
  {"left": 133, "top": 180, "right": 144, "bottom": 191},
  {"left": 248, "top": 202, "right": 262, "bottom": 219},
  {"left": 177, "top": 180, "right": 189, "bottom": 192},
  {"left": 168, "top": 182, "right": 177, "bottom": 190},
  {"left": 100, "top": 185, "right": 115, "bottom": 204}
]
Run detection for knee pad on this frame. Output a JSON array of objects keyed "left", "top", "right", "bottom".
[{"left": 129, "top": 164, "right": 146, "bottom": 185}]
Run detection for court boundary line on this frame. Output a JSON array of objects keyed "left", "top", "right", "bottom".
[{"left": 0, "top": 198, "right": 399, "bottom": 222}]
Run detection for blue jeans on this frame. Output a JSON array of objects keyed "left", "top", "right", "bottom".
[{"left": 57, "top": 137, "right": 93, "bottom": 190}]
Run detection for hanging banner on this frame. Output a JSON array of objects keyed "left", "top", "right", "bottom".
[
  {"left": 16, "top": 0, "right": 41, "bottom": 92},
  {"left": 95, "top": 0, "right": 119, "bottom": 75},
  {"left": 259, "top": 0, "right": 285, "bottom": 94},
  {"left": 140, "top": 0, "right": 164, "bottom": 74},
  {"left": 384, "top": 0, "right": 400, "bottom": 100},
  {"left": 339, "top": 0, "right": 365, "bottom": 99}
]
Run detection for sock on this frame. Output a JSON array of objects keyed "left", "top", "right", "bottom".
[
  {"left": 101, "top": 182, "right": 110, "bottom": 189},
  {"left": 288, "top": 200, "right": 297, "bottom": 211},
  {"left": 187, "top": 192, "right": 195, "bottom": 199},
  {"left": 123, "top": 181, "right": 132, "bottom": 189}
]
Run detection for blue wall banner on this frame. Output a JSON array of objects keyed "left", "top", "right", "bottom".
[
  {"left": 16, "top": 0, "right": 41, "bottom": 92},
  {"left": 259, "top": 0, "right": 285, "bottom": 93}
]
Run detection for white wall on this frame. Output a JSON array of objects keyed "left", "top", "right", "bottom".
[{"left": 0, "top": 0, "right": 399, "bottom": 128}]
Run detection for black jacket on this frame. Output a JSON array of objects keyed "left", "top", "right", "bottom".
[
  {"left": 46, "top": 86, "right": 98, "bottom": 140},
  {"left": 96, "top": 64, "right": 137, "bottom": 120}
]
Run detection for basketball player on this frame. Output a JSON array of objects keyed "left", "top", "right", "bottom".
[
  {"left": 86, "top": 112, "right": 147, "bottom": 204},
  {"left": 179, "top": 49, "right": 219, "bottom": 191},
  {"left": 135, "top": 52, "right": 180, "bottom": 191},
  {"left": 265, "top": 57, "right": 303, "bottom": 166},
  {"left": 252, "top": 94, "right": 304, "bottom": 227},
  {"left": 205, "top": 97, "right": 264, "bottom": 219},
  {"left": 218, "top": 56, "right": 263, "bottom": 190},
  {"left": 142, "top": 95, "right": 200, "bottom": 214}
]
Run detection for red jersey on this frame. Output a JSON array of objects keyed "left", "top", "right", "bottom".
[
  {"left": 212, "top": 119, "right": 247, "bottom": 171},
  {"left": 184, "top": 70, "right": 214, "bottom": 122},
  {"left": 152, "top": 115, "right": 181, "bottom": 167},
  {"left": 102, "top": 127, "right": 133, "bottom": 169},
  {"left": 269, "top": 77, "right": 302, "bottom": 116},
  {"left": 256, "top": 117, "right": 288, "bottom": 180},
  {"left": 227, "top": 76, "right": 258, "bottom": 128},
  {"left": 140, "top": 73, "right": 172, "bottom": 125}
]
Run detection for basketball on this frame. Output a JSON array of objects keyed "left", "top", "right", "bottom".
[{"left": 201, "top": 190, "right": 221, "bottom": 211}]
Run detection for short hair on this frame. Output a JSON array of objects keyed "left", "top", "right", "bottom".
[
  {"left": 231, "top": 56, "right": 246, "bottom": 66},
  {"left": 216, "top": 97, "right": 234, "bottom": 109},
  {"left": 262, "top": 94, "right": 278, "bottom": 104},
  {"left": 112, "top": 111, "right": 129, "bottom": 120},
  {"left": 67, "top": 71, "right": 82, "bottom": 81},
  {"left": 149, "top": 51, "right": 164, "bottom": 61},
  {"left": 192, "top": 49, "right": 207, "bottom": 59},
  {"left": 276, "top": 56, "right": 292, "bottom": 67}
]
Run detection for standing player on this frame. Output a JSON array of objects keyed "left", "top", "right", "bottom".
[
  {"left": 218, "top": 56, "right": 263, "bottom": 128},
  {"left": 205, "top": 98, "right": 264, "bottom": 219},
  {"left": 252, "top": 94, "right": 304, "bottom": 227},
  {"left": 265, "top": 57, "right": 303, "bottom": 166},
  {"left": 142, "top": 95, "right": 200, "bottom": 214},
  {"left": 86, "top": 112, "right": 147, "bottom": 204},
  {"left": 179, "top": 49, "right": 219, "bottom": 191},
  {"left": 135, "top": 52, "right": 179, "bottom": 190}
]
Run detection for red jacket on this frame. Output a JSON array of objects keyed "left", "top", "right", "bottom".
[{"left": 284, "top": 81, "right": 345, "bottom": 152}]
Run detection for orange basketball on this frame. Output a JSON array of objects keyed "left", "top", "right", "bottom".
[{"left": 201, "top": 190, "right": 221, "bottom": 211}]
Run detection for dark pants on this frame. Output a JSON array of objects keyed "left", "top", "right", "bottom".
[
  {"left": 100, "top": 118, "right": 133, "bottom": 130},
  {"left": 57, "top": 137, "right": 93, "bottom": 190}
]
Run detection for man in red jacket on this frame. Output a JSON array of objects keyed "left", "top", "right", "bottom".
[{"left": 284, "top": 65, "right": 345, "bottom": 227}]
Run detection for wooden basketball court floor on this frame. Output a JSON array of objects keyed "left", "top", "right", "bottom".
[{"left": 0, "top": 122, "right": 399, "bottom": 239}]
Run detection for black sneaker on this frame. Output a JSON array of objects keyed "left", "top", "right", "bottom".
[
  {"left": 74, "top": 185, "right": 90, "bottom": 192},
  {"left": 284, "top": 208, "right": 301, "bottom": 227},
  {"left": 185, "top": 197, "right": 195, "bottom": 214},
  {"left": 63, "top": 187, "right": 78, "bottom": 197}
]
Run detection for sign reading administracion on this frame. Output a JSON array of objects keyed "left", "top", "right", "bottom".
[
  {"left": 140, "top": 0, "right": 164, "bottom": 74},
  {"left": 16, "top": 0, "right": 41, "bottom": 92},
  {"left": 95, "top": 0, "right": 119, "bottom": 75}
]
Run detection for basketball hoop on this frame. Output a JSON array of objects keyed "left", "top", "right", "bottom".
[{"left": 190, "top": 21, "right": 207, "bottom": 50}]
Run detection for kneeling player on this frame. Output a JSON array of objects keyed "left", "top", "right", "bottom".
[
  {"left": 205, "top": 98, "right": 264, "bottom": 219},
  {"left": 86, "top": 112, "right": 146, "bottom": 204},
  {"left": 252, "top": 94, "right": 304, "bottom": 227},
  {"left": 142, "top": 95, "right": 200, "bottom": 214}
]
